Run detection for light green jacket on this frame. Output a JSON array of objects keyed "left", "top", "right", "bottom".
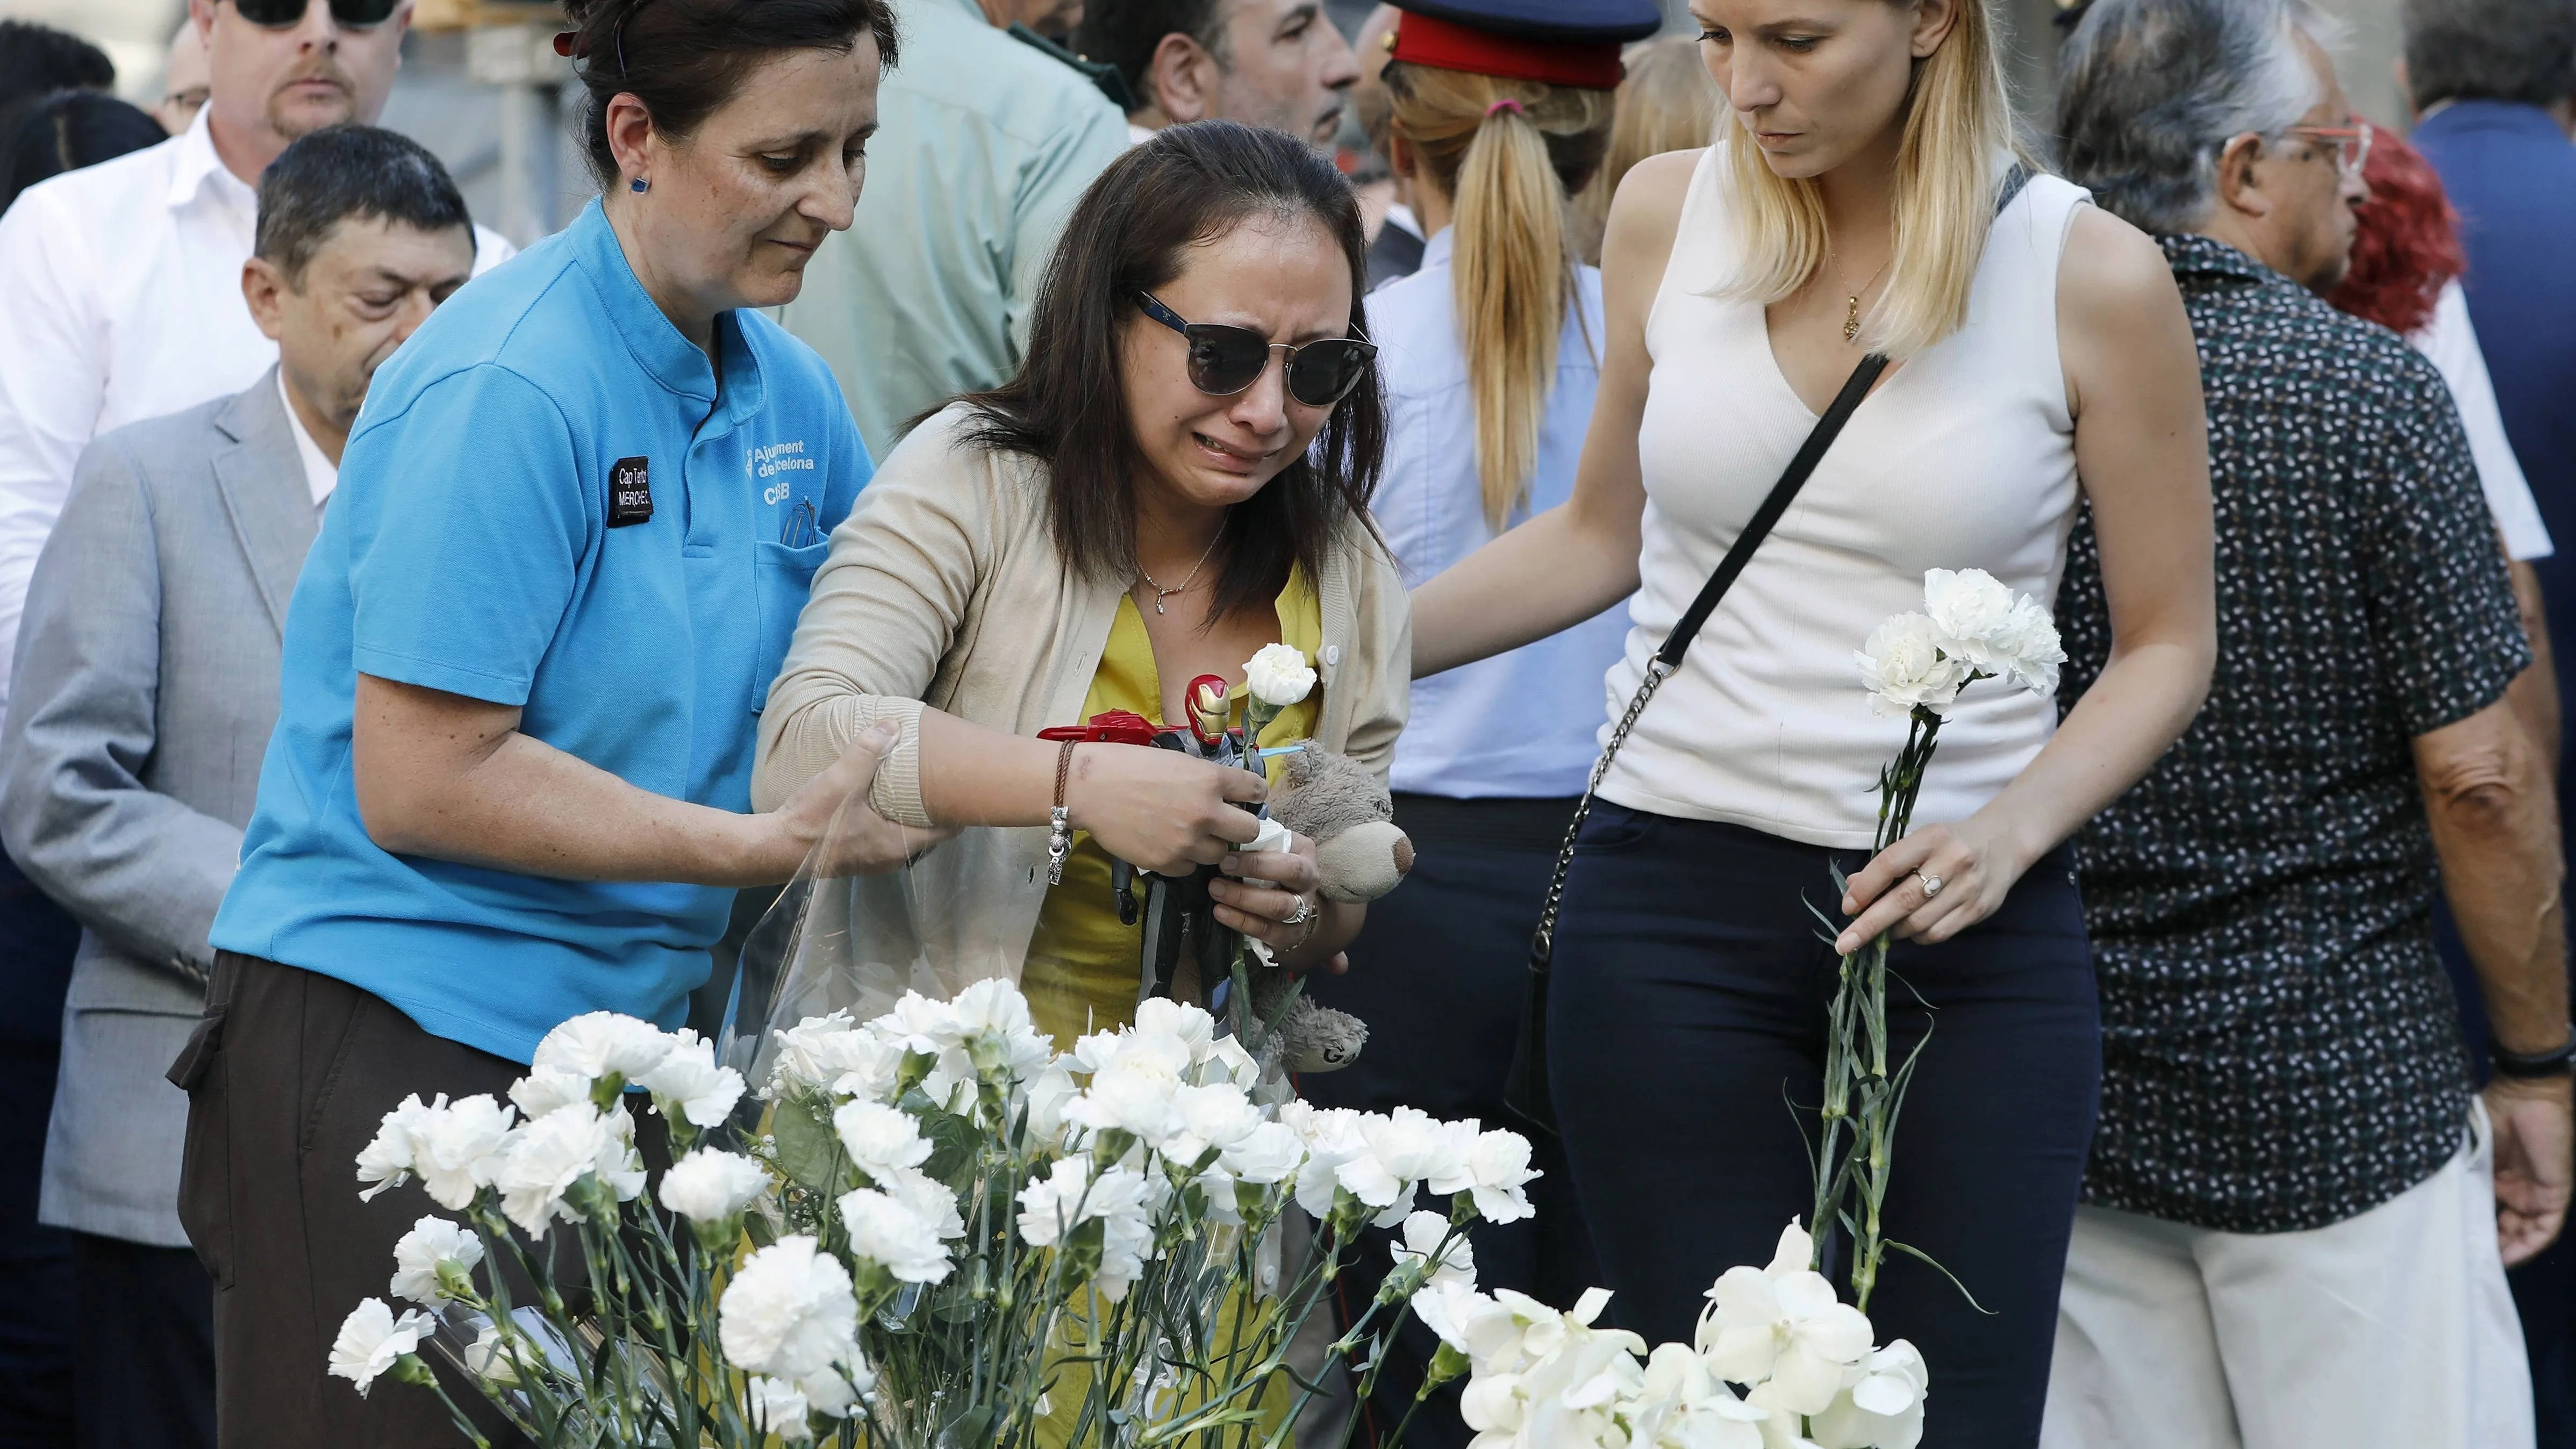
[{"left": 777, "top": 0, "right": 1130, "bottom": 456}]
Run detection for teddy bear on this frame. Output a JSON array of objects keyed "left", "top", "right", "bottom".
[{"left": 1232, "top": 745, "right": 1414, "bottom": 1078}]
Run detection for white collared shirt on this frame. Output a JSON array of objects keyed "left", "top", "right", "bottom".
[
  {"left": 276, "top": 371, "right": 337, "bottom": 510},
  {"left": 2411, "top": 278, "right": 2554, "bottom": 561},
  {"left": 0, "top": 107, "right": 515, "bottom": 715}
]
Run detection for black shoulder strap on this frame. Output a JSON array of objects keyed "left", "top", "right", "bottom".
[{"left": 1652, "top": 352, "right": 1886, "bottom": 670}]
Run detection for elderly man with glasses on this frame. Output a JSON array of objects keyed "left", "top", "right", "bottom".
[{"left": 2045, "top": 0, "right": 2570, "bottom": 1444}]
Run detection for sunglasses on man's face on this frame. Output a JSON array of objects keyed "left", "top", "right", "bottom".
[
  {"left": 1135, "top": 292, "right": 1375, "bottom": 410},
  {"left": 229, "top": 0, "right": 402, "bottom": 29}
]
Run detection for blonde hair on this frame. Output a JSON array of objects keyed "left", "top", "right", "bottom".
[
  {"left": 1718, "top": 0, "right": 2020, "bottom": 358},
  {"left": 1386, "top": 62, "right": 1616, "bottom": 530},
  {"left": 1573, "top": 37, "right": 1723, "bottom": 264}
]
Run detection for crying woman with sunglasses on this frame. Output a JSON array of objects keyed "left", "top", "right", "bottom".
[{"left": 752, "top": 119, "right": 1408, "bottom": 1050}]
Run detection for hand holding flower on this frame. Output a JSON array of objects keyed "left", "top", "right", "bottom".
[{"left": 1832, "top": 810, "right": 2036, "bottom": 955}]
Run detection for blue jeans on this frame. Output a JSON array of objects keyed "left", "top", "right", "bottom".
[{"left": 1547, "top": 806, "right": 2100, "bottom": 1448}]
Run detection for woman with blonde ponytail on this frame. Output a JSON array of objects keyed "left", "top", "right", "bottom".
[
  {"left": 1404, "top": 0, "right": 2218, "bottom": 1438},
  {"left": 1293, "top": 6, "right": 1641, "bottom": 1445}
]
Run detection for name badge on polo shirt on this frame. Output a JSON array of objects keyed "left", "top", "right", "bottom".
[{"left": 608, "top": 457, "right": 654, "bottom": 527}]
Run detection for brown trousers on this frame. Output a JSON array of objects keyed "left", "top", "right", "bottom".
[{"left": 173, "top": 952, "right": 525, "bottom": 1448}]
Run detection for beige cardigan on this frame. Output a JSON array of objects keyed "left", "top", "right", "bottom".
[{"left": 750, "top": 403, "right": 1411, "bottom": 993}]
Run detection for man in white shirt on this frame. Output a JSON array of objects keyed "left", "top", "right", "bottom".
[
  {"left": 0, "top": 123, "right": 479, "bottom": 1449},
  {"left": 0, "top": 0, "right": 516, "bottom": 721}
]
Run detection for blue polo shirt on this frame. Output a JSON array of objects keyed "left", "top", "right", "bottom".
[{"left": 211, "top": 199, "right": 870, "bottom": 1063}]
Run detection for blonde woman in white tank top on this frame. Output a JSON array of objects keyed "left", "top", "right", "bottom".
[{"left": 1408, "top": 0, "right": 2217, "bottom": 1440}]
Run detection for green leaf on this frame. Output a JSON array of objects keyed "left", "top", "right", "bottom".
[
  {"left": 770, "top": 1093, "right": 847, "bottom": 1197},
  {"left": 1887, "top": 1239, "right": 1994, "bottom": 1315}
]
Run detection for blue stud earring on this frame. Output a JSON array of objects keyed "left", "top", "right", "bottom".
[{"left": 629, "top": 177, "right": 649, "bottom": 193}]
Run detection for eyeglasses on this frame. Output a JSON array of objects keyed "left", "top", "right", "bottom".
[
  {"left": 1135, "top": 292, "right": 1376, "bottom": 409},
  {"left": 2287, "top": 116, "right": 2372, "bottom": 181},
  {"left": 229, "top": 0, "right": 402, "bottom": 29}
]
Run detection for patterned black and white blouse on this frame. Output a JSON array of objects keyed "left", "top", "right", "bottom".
[{"left": 2056, "top": 233, "right": 2531, "bottom": 1234}]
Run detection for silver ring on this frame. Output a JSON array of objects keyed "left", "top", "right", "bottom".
[
  {"left": 1282, "top": 895, "right": 1314, "bottom": 926},
  {"left": 1917, "top": 872, "right": 1944, "bottom": 900}
]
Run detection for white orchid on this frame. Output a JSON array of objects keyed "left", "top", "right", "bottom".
[
  {"left": 1242, "top": 643, "right": 1317, "bottom": 708},
  {"left": 659, "top": 1149, "right": 771, "bottom": 1224},
  {"left": 1699, "top": 1222, "right": 1875, "bottom": 1417},
  {"left": 389, "top": 1215, "right": 484, "bottom": 1306},
  {"left": 719, "top": 1236, "right": 861, "bottom": 1383},
  {"left": 839, "top": 1187, "right": 954, "bottom": 1285},
  {"left": 1852, "top": 613, "right": 1967, "bottom": 720},
  {"left": 327, "top": 1297, "right": 433, "bottom": 1397},
  {"left": 531, "top": 1011, "right": 674, "bottom": 1083},
  {"left": 1634, "top": 1342, "right": 1770, "bottom": 1449},
  {"left": 1807, "top": 1340, "right": 1928, "bottom": 1449}
]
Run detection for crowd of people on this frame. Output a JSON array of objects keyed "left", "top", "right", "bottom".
[{"left": 2, "top": 0, "right": 2575, "bottom": 1445}]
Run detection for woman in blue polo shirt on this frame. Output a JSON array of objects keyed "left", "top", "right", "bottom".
[{"left": 177, "top": 2, "right": 922, "bottom": 1441}]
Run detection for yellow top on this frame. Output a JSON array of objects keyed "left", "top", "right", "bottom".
[{"left": 1020, "top": 568, "right": 1323, "bottom": 1049}]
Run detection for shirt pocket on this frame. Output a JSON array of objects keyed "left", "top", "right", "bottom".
[{"left": 751, "top": 537, "right": 832, "bottom": 714}]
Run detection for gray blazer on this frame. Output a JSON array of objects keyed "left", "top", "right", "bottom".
[{"left": 0, "top": 374, "right": 317, "bottom": 1246}]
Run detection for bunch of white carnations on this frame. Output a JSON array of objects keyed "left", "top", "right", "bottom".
[
  {"left": 325, "top": 980, "right": 1531, "bottom": 1448},
  {"left": 1411, "top": 1218, "right": 1924, "bottom": 1449}
]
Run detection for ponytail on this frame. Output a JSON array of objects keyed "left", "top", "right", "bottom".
[{"left": 1386, "top": 63, "right": 1615, "bottom": 531}]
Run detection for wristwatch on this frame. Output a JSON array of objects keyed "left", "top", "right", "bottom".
[{"left": 2491, "top": 1035, "right": 2576, "bottom": 1080}]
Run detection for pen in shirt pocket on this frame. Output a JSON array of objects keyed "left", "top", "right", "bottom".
[{"left": 778, "top": 496, "right": 822, "bottom": 547}]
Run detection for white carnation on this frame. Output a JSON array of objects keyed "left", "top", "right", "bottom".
[
  {"left": 719, "top": 1236, "right": 860, "bottom": 1383},
  {"left": 838, "top": 1187, "right": 955, "bottom": 1284},
  {"left": 389, "top": 1215, "right": 484, "bottom": 1305},
  {"left": 747, "top": 1376, "right": 815, "bottom": 1441},
  {"left": 1853, "top": 612, "right": 1967, "bottom": 720},
  {"left": 532, "top": 1011, "right": 674, "bottom": 1082},
  {"left": 489, "top": 1101, "right": 638, "bottom": 1235},
  {"left": 354, "top": 1093, "right": 437, "bottom": 1202},
  {"left": 1242, "top": 643, "right": 1317, "bottom": 708},
  {"left": 509, "top": 1067, "right": 595, "bottom": 1121},
  {"left": 877, "top": 1164, "right": 966, "bottom": 1240},
  {"left": 636, "top": 1030, "right": 746, "bottom": 1127},
  {"left": 659, "top": 1149, "right": 771, "bottom": 1223},
  {"left": 1993, "top": 596, "right": 2064, "bottom": 697},
  {"left": 1920, "top": 568, "right": 2017, "bottom": 670},
  {"left": 1390, "top": 1209, "right": 1476, "bottom": 1289},
  {"left": 1218, "top": 1120, "right": 1305, "bottom": 1185},
  {"left": 326, "top": 1297, "right": 433, "bottom": 1397},
  {"left": 406, "top": 1095, "right": 517, "bottom": 1211},
  {"left": 833, "top": 1100, "right": 934, "bottom": 1182}
]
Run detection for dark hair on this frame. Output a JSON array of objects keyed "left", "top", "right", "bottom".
[
  {"left": 2, "top": 90, "right": 163, "bottom": 216},
  {"left": 562, "top": 0, "right": 900, "bottom": 188},
  {"left": 2402, "top": 0, "right": 2576, "bottom": 108},
  {"left": 2326, "top": 125, "right": 2464, "bottom": 335},
  {"left": 0, "top": 20, "right": 114, "bottom": 110},
  {"left": 254, "top": 125, "right": 474, "bottom": 283},
  {"left": 956, "top": 120, "right": 1386, "bottom": 625},
  {"left": 1076, "top": 0, "right": 1226, "bottom": 114}
]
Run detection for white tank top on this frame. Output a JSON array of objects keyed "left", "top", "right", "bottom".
[{"left": 1598, "top": 146, "right": 2090, "bottom": 849}]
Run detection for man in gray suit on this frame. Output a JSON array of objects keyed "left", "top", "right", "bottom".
[{"left": 0, "top": 125, "right": 478, "bottom": 1449}]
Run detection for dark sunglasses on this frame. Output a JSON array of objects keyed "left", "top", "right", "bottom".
[
  {"left": 230, "top": 0, "right": 402, "bottom": 28},
  {"left": 1136, "top": 292, "right": 1375, "bottom": 409}
]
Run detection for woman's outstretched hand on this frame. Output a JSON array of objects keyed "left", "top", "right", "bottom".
[
  {"left": 1833, "top": 814, "right": 2034, "bottom": 956},
  {"left": 1065, "top": 744, "right": 1266, "bottom": 876},
  {"left": 767, "top": 721, "right": 952, "bottom": 880}
]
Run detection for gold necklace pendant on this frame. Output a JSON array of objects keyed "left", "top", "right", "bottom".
[{"left": 1843, "top": 293, "right": 1862, "bottom": 344}]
